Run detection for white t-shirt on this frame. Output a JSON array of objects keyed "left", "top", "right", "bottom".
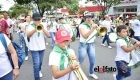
[
  {"left": 27, "top": 23, "right": 47, "bottom": 51},
  {"left": 115, "top": 39, "right": 130, "bottom": 63},
  {"left": 49, "top": 49, "right": 77, "bottom": 80},
  {"left": 101, "top": 20, "right": 112, "bottom": 32},
  {"left": 79, "top": 24, "right": 96, "bottom": 43},
  {"left": 49, "top": 21, "right": 58, "bottom": 32},
  {"left": 18, "top": 22, "right": 30, "bottom": 32},
  {"left": 131, "top": 19, "right": 140, "bottom": 36},
  {"left": 0, "top": 34, "right": 12, "bottom": 78}
]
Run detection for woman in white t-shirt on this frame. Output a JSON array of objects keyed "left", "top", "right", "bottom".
[
  {"left": 0, "top": 14, "right": 19, "bottom": 80},
  {"left": 78, "top": 12, "right": 98, "bottom": 79},
  {"left": 0, "top": 23, "right": 19, "bottom": 79}
]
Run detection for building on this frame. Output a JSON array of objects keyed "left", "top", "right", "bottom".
[
  {"left": 108, "top": 0, "right": 140, "bottom": 17},
  {"left": 59, "top": 0, "right": 105, "bottom": 16}
]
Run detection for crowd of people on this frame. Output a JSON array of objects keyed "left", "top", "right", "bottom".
[{"left": 0, "top": 10, "right": 140, "bottom": 80}]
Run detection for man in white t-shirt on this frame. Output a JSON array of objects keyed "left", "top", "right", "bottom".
[
  {"left": 101, "top": 15, "right": 113, "bottom": 48},
  {"left": 48, "top": 18, "right": 58, "bottom": 48},
  {"left": 130, "top": 15, "right": 140, "bottom": 41},
  {"left": 115, "top": 25, "right": 140, "bottom": 80},
  {"left": 18, "top": 15, "right": 32, "bottom": 61},
  {"left": 26, "top": 13, "right": 50, "bottom": 80}
]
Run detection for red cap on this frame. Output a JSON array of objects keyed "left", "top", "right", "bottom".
[{"left": 55, "top": 29, "right": 71, "bottom": 43}]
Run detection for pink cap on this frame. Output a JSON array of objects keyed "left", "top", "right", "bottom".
[{"left": 55, "top": 29, "right": 71, "bottom": 43}]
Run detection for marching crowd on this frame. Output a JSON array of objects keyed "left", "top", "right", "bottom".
[{"left": 0, "top": 10, "right": 140, "bottom": 80}]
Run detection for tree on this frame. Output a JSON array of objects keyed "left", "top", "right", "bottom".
[
  {"left": 66, "top": 0, "right": 79, "bottom": 15},
  {"left": 14, "top": 0, "right": 77, "bottom": 16},
  {"left": 9, "top": 4, "right": 32, "bottom": 18},
  {"left": 91, "top": 0, "right": 121, "bottom": 15}
]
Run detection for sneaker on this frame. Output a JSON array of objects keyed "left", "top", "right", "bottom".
[
  {"left": 39, "top": 71, "right": 43, "bottom": 78},
  {"left": 113, "top": 73, "right": 117, "bottom": 80},
  {"left": 89, "top": 73, "right": 98, "bottom": 79},
  {"left": 108, "top": 46, "right": 112, "bottom": 49},
  {"left": 101, "top": 44, "right": 106, "bottom": 47},
  {"left": 25, "top": 56, "right": 28, "bottom": 61}
]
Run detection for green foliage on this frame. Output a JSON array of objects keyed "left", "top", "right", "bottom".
[
  {"left": 14, "top": 0, "right": 60, "bottom": 16},
  {"left": 14, "top": 0, "right": 79, "bottom": 16},
  {"left": 9, "top": 4, "right": 32, "bottom": 18},
  {"left": 66, "top": 0, "right": 79, "bottom": 15},
  {"left": 14, "top": 0, "right": 31, "bottom": 5}
]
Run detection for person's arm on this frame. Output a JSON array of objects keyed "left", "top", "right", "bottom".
[
  {"left": 51, "top": 62, "right": 79, "bottom": 79},
  {"left": 121, "top": 37, "right": 140, "bottom": 53},
  {"left": 8, "top": 43, "right": 20, "bottom": 79},
  {"left": 27, "top": 29, "right": 36, "bottom": 38},
  {"left": 42, "top": 28, "right": 50, "bottom": 37},
  {"left": 121, "top": 41, "right": 140, "bottom": 53},
  {"left": 51, "top": 65, "right": 71, "bottom": 79},
  {"left": 121, "top": 45, "right": 137, "bottom": 53},
  {"left": 26, "top": 25, "right": 36, "bottom": 38},
  {"left": 79, "top": 24, "right": 98, "bottom": 39}
]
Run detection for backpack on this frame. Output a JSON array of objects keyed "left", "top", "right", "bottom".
[{"left": 0, "top": 33, "right": 25, "bottom": 68}]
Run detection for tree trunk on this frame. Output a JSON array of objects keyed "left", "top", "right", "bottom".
[{"left": 36, "top": 3, "right": 42, "bottom": 16}]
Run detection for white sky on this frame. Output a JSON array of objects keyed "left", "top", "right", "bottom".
[{"left": 0, "top": 0, "right": 15, "bottom": 11}]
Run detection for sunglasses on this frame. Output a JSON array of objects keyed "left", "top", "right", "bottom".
[
  {"left": 85, "top": 16, "right": 93, "bottom": 18},
  {"left": 33, "top": 18, "right": 41, "bottom": 21}
]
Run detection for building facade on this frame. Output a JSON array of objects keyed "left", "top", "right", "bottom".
[{"left": 108, "top": 0, "right": 140, "bottom": 17}]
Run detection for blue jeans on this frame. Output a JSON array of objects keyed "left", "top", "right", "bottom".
[
  {"left": 19, "top": 32, "right": 29, "bottom": 57},
  {"left": 134, "top": 36, "right": 140, "bottom": 41},
  {"left": 31, "top": 50, "right": 45, "bottom": 80},
  {"left": 78, "top": 42, "right": 96, "bottom": 74},
  {"left": 50, "top": 32, "right": 55, "bottom": 48},
  {"left": 0, "top": 71, "right": 13, "bottom": 80},
  {"left": 116, "top": 61, "right": 131, "bottom": 80},
  {"left": 102, "top": 33, "right": 110, "bottom": 46},
  {"left": 19, "top": 32, "right": 25, "bottom": 47}
]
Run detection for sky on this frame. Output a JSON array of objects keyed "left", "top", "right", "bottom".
[{"left": 0, "top": 0, "right": 15, "bottom": 11}]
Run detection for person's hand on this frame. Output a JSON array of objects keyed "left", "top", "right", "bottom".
[
  {"left": 69, "top": 61, "right": 79, "bottom": 71},
  {"left": 89, "top": 19, "right": 94, "bottom": 25},
  {"left": 13, "top": 68, "right": 20, "bottom": 80},
  {"left": 91, "top": 24, "right": 98, "bottom": 31},
  {"left": 69, "top": 54, "right": 77, "bottom": 60},
  {"left": 133, "top": 42, "right": 140, "bottom": 48},
  {"left": 136, "top": 41, "right": 140, "bottom": 46}
]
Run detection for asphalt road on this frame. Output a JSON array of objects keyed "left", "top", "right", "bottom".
[{"left": 13, "top": 33, "right": 140, "bottom": 80}]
